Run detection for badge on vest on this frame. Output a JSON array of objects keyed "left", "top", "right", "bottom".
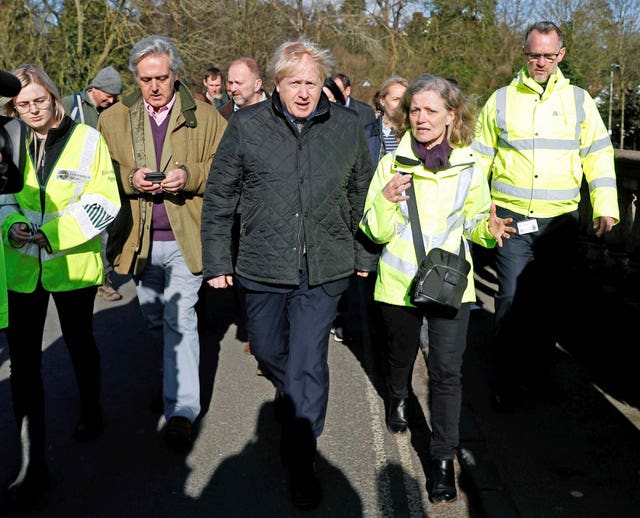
[
  {"left": 55, "top": 169, "right": 91, "bottom": 183},
  {"left": 517, "top": 218, "right": 539, "bottom": 235}
]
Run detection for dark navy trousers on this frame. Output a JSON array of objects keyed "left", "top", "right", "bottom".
[
  {"left": 492, "top": 207, "right": 581, "bottom": 386},
  {"left": 240, "top": 269, "right": 343, "bottom": 438}
]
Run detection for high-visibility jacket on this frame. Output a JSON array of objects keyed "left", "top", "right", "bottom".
[
  {"left": 0, "top": 234, "right": 6, "bottom": 328},
  {"left": 359, "top": 132, "right": 497, "bottom": 308},
  {"left": 472, "top": 68, "right": 619, "bottom": 222},
  {"left": 0, "top": 122, "right": 120, "bottom": 293}
]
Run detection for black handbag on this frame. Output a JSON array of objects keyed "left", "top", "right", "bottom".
[{"left": 405, "top": 177, "right": 470, "bottom": 316}]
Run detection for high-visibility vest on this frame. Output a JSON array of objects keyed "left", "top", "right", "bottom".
[
  {"left": 472, "top": 68, "right": 619, "bottom": 222},
  {"left": 360, "top": 132, "right": 497, "bottom": 307},
  {"left": 0, "top": 123, "right": 120, "bottom": 293}
]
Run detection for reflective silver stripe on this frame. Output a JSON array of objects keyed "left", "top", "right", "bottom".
[
  {"left": 79, "top": 127, "right": 99, "bottom": 168},
  {"left": 10, "top": 242, "right": 40, "bottom": 259},
  {"left": 495, "top": 86, "right": 508, "bottom": 142},
  {"left": 453, "top": 166, "right": 473, "bottom": 211},
  {"left": 40, "top": 247, "right": 66, "bottom": 262},
  {"left": 0, "top": 194, "right": 20, "bottom": 223},
  {"left": 471, "top": 140, "right": 495, "bottom": 157},
  {"left": 22, "top": 208, "right": 40, "bottom": 224},
  {"left": 465, "top": 212, "right": 486, "bottom": 235},
  {"left": 75, "top": 127, "right": 99, "bottom": 199},
  {"left": 380, "top": 245, "right": 418, "bottom": 276},
  {"left": 502, "top": 137, "right": 579, "bottom": 152},
  {"left": 573, "top": 87, "right": 584, "bottom": 141},
  {"left": 380, "top": 222, "right": 468, "bottom": 277},
  {"left": 589, "top": 177, "right": 617, "bottom": 190},
  {"left": 493, "top": 180, "right": 579, "bottom": 201},
  {"left": 582, "top": 135, "right": 612, "bottom": 158}
]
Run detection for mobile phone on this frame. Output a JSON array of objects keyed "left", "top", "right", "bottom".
[{"left": 145, "top": 172, "right": 165, "bottom": 184}]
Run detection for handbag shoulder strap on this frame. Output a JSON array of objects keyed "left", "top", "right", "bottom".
[
  {"left": 405, "top": 177, "right": 466, "bottom": 262},
  {"left": 405, "top": 178, "right": 427, "bottom": 262}
]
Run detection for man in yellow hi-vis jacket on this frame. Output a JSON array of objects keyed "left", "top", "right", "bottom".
[{"left": 472, "top": 20, "right": 620, "bottom": 411}]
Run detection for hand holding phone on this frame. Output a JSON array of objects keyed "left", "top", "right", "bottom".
[{"left": 145, "top": 171, "right": 165, "bottom": 184}]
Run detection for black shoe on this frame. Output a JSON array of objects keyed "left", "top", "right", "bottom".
[
  {"left": 289, "top": 462, "right": 322, "bottom": 510},
  {"left": 386, "top": 398, "right": 408, "bottom": 433},
  {"left": 428, "top": 458, "right": 457, "bottom": 505},
  {"left": 164, "top": 416, "right": 193, "bottom": 453},
  {"left": 74, "top": 412, "right": 104, "bottom": 442}
]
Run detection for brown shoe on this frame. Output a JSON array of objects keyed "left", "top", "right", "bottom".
[
  {"left": 97, "top": 275, "right": 122, "bottom": 301},
  {"left": 243, "top": 342, "right": 251, "bottom": 355},
  {"left": 164, "top": 416, "right": 192, "bottom": 453}
]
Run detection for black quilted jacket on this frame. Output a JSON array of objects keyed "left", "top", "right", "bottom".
[{"left": 202, "top": 90, "right": 377, "bottom": 286}]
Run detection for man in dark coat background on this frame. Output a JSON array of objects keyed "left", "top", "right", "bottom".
[{"left": 332, "top": 72, "right": 377, "bottom": 127}]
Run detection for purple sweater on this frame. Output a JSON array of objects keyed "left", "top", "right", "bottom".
[{"left": 151, "top": 114, "right": 175, "bottom": 241}]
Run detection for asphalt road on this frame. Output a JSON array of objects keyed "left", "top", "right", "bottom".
[
  {"left": 0, "top": 277, "right": 481, "bottom": 517},
  {"left": 0, "top": 267, "right": 638, "bottom": 517}
]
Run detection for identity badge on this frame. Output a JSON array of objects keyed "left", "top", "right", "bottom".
[{"left": 517, "top": 218, "right": 539, "bottom": 235}]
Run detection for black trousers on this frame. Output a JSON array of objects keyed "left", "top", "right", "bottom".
[
  {"left": 379, "top": 302, "right": 470, "bottom": 459},
  {"left": 7, "top": 283, "right": 101, "bottom": 437}
]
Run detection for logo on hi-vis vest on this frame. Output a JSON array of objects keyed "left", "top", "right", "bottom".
[{"left": 56, "top": 169, "right": 92, "bottom": 183}]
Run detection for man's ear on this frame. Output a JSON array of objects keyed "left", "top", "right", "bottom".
[
  {"left": 557, "top": 47, "right": 567, "bottom": 63},
  {"left": 256, "top": 78, "right": 263, "bottom": 92}
]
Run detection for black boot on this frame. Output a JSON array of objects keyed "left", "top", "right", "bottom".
[
  {"left": 428, "top": 458, "right": 457, "bottom": 505},
  {"left": 386, "top": 397, "right": 408, "bottom": 433},
  {"left": 285, "top": 418, "right": 322, "bottom": 510},
  {"left": 7, "top": 416, "right": 49, "bottom": 500}
]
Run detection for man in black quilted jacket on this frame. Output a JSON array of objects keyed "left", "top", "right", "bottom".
[{"left": 202, "top": 39, "right": 376, "bottom": 510}]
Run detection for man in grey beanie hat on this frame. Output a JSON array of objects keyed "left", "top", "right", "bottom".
[
  {"left": 62, "top": 66, "right": 123, "bottom": 128},
  {"left": 88, "top": 66, "right": 123, "bottom": 96},
  {"left": 62, "top": 66, "right": 125, "bottom": 301}
]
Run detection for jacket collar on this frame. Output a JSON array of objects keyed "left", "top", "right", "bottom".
[
  {"left": 515, "top": 66, "right": 566, "bottom": 99},
  {"left": 270, "top": 89, "right": 331, "bottom": 124}
]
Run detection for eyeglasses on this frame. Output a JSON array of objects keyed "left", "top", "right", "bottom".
[
  {"left": 526, "top": 51, "right": 562, "bottom": 63},
  {"left": 14, "top": 97, "right": 52, "bottom": 113}
]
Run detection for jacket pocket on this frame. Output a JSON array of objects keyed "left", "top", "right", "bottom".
[{"left": 241, "top": 200, "right": 263, "bottom": 236}]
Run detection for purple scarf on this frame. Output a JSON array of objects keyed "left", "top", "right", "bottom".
[{"left": 411, "top": 134, "right": 452, "bottom": 172}]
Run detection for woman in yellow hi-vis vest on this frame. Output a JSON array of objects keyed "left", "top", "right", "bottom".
[
  {"left": 360, "top": 76, "right": 515, "bottom": 506},
  {"left": 0, "top": 64, "right": 120, "bottom": 502}
]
